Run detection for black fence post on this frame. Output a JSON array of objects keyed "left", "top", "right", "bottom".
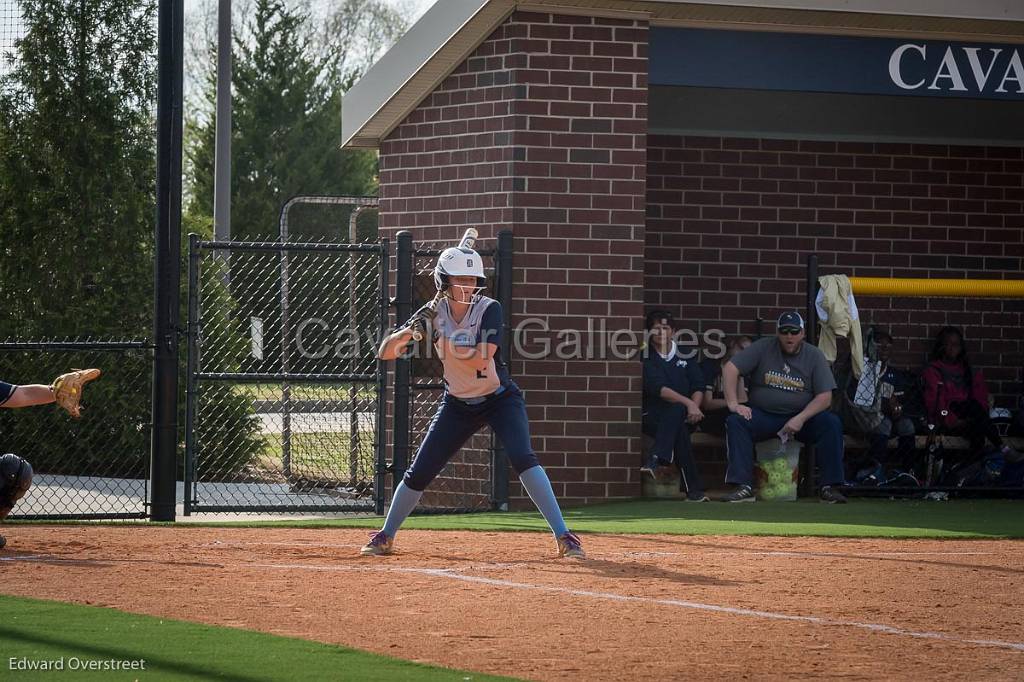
[
  {"left": 800, "top": 253, "right": 819, "bottom": 498},
  {"left": 375, "top": 239, "right": 391, "bottom": 515},
  {"left": 279, "top": 243, "right": 293, "bottom": 480},
  {"left": 151, "top": 0, "right": 184, "bottom": 522},
  {"left": 491, "top": 230, "right": 513, "bottom": 510},
  {"left": 393, "top": 231, "right": 414, "bottom": 489},
  {"left": 183, "top": 234, "right": 201, "bottom": 516}
]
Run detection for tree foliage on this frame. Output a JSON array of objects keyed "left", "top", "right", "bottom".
[
  {"left": 0, "top": 0, "right": 261, "bottom": 482},
  {"left": 186, "top": 0, "right": 401, "bottom": 242},
  {"left": 0, "top": 0, "right": 157, "bottom": 479},
  {"left": 0, "top": 0, "right": 156, "bottom": 339}
]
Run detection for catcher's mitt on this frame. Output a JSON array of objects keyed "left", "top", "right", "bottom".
[{"left": 51, "top": 368, "right": 101, "bottom": 418}]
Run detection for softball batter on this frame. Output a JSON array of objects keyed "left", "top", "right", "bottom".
[{"left": 363, "top": 243, "right": 585, "bottom": 558}]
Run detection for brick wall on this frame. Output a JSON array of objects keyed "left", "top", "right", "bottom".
[
  {"left": 378, "top": 11, "right": 649, "bottom": 506},
  {"left": 646, "top": 135, "right": 1024, "bottom": 401}
]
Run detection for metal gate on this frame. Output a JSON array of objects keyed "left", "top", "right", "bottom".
[{"left": 183, "top": 236, "right": 389, "bottom": 513}]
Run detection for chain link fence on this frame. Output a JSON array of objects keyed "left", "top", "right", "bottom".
[
  {"left": 185, "top": 236, "right": 388, "bottom": 513},
  {"left": 0, "top": 341, "right": 152, "bottom": 519},
  {"left": 0, "top": 2, "right": 23, "bottom": 78}
]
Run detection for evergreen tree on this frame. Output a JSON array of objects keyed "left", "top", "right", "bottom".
[
  {"left": 187, "top": 0, "right": 379, "bottom": 242},
  {"left": 0, "top": 0, "right": 157, "bottom": 477},
  {"left": 0, "top": 0, "right": 156, "bottom": 338},
  {"left": 0, "top": 0, "right": 262, "bottom": 482}
]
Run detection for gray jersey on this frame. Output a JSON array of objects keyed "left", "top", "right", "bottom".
[
  {"left": 730, "top": 337, "right": 836, "bottom": 415},
  {"left": 433, "top": 296, "right": 503, "bottom": 398}
]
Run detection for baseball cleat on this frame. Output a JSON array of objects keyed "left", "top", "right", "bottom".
[
  {"left": 556, "top": 531, "right": 585, "bottom": 559},
  {"left": 360, "top": 530, "right": 394, "bottom": 556}
]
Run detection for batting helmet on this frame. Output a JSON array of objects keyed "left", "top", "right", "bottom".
[{"left": 434, "top": 246, "right": 486, "bottom": 299}]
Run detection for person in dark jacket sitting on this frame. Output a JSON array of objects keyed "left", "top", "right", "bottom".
[{"left": 641, "top": 310, "right": 708, "bottom": 501}]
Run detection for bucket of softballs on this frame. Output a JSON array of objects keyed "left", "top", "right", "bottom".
[{"left": 754, "top": 437, "right": 800, "bottom": 501}]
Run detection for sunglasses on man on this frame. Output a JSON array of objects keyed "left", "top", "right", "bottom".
[{"left": 778, "top": 327, "right": 802, "bottom": 335}]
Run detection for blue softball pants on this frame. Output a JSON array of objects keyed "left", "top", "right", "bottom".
[{"left": 403, "top": 383, "right": 540, "bottom": 491}]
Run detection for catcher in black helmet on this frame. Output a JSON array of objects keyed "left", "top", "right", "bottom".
[
  {"left": 0, "top": 453, "right": 33, "bottom": 548},
  {"left": 0, "top": 370, "right": 100, "bottom": 549}
]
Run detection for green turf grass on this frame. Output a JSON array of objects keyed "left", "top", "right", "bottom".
[
  {"left": 193, "top": 498, "right": 1024, "bottom": 539},
  {"left": 0, "top": 594, "right": 515, "bottom": 681}
]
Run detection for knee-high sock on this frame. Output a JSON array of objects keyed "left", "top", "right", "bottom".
[
  {"left": 519, "top": 465, "right": 569, "bottom": 537},
  {"left": 382, "top": 481, "right": 424, "bottom": 537}
]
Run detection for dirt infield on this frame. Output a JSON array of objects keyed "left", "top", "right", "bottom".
[{"left": 1, "top": 526, "right": 1023, "bottom": 680}]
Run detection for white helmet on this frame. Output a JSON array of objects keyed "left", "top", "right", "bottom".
[{"left": 434, "top": 247, "right": 486, "bottom": 303}]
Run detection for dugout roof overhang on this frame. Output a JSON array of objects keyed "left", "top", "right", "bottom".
[{"left": 340, "top": 0, "right": 1024, "bottom": 149}]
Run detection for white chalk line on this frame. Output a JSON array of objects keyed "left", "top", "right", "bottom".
[
  {"left": 253, "top": 562, "right": 1024, "bottom": 654},
  {"left": 198, "top": 541, "right": 362, "bottom": 549},
  {"left": 716, "top": 551, "right": 997, "bottom": 558},
  {"left": 623, "top": 550, "right": 998, "bottom": 559}
]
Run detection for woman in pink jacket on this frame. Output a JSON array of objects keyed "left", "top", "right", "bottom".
[{"left": 922, "top": 326, "right": 1014, "bottom": 459}]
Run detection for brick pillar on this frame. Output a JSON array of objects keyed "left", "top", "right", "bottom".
[{"left": 379, "top": 11, "right": 649, "bottom": 506}]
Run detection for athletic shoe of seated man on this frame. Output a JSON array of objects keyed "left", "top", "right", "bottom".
[
  {"left": 721, "top": 484, "right": 755, "bottom": 503},
  {"left": 684, "top": 490, "right": 710, "bottom": 502}
]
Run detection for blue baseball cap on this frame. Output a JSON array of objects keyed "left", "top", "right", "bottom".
[{"left": 777, "top": 311, "right": 805, "bottom": 330}]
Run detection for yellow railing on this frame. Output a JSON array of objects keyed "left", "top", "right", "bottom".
[{"left": 849, "top": 277, "right": 1024, "bottom": 298}]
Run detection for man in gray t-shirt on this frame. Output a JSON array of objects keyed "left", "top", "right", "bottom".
[{"left": 719, "top": 312, "right": 847, "bottom": 503}]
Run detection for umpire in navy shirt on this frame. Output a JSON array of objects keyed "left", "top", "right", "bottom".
[{"left": 641, "top": 310, "right": 708, "bottom": 501}]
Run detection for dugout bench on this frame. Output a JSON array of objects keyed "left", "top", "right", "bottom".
[{"left": 640, "top": 431, "right": 1024, "bottom": 499}]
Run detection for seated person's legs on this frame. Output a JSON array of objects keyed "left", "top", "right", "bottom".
[
  {"left": 893, "top": 416, "right": 917, "bottom": 470},
  {"left": 671, "top": 422, "right": 706, "bottom": 499},
  {"left": 699, "top": 411, "right": 728, "bottom": 437},
  {"left": 861, "top": 415, "right": 918, "bottom": 477},
  {"left": 725, "top": 407, "right": 789, "bottom": 489},
  {"left": 643, "top": 403, "right": 685, "bottom": 472},
  {"left": 796, "top": 411, "right": 845, "bottom": 487},
  {"left": 950, "top": 399, "right": 1003, "bottom": 453},
  {"left": 868, "top": 416, "right": 893, "bottom": 462}
]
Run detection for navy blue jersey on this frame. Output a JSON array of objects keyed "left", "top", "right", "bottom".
[
  {"left": 700, "top": 358, "right": 725, "bottom": 399},
  {"left": 0, "top": 380, "right": 15, "bottom": 407},
  {"left": 643, "top": 345, "right": 704, "bottom": 419},
  {"left": 881, "top": 365, "right": 909, "bottom": 396}
]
